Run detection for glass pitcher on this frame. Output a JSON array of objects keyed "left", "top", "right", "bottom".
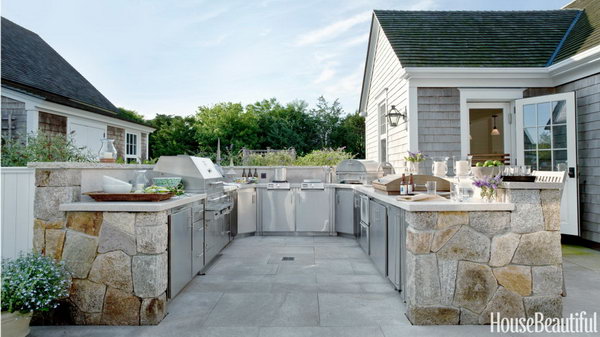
[
  {"left": 133, "top": 170, "right": 148, "bottom": 193},
  {"left": 453, "top": 155, "right": 472, "bottom": 177},
  {"left": 431, "top": 157, "right": 448, "bottom": 177},
  {"left": 99, "top": 138, "right": 117, "bottom": 163}
]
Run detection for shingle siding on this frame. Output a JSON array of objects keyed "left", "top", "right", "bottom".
[
  {"left": 364, "top": 24, "right": 409, "bottom": 169},
  {"left": 1, "top": 96, "right": 27, "bottom": 140},
  {"left": 417, "top": 88, "right": 461, "bottom": 163},
  {"left": 38, "top": 111, "right": 66, "bottom": 136},
  {"left": 107, "top": 125, "right": 125, "bottom": 160},
  {"left": 556, "top": 73, "right": 600, "bottom": 243}
]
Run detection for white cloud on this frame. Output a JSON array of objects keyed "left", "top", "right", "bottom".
[
  {"left": 314, "top": 68, "right": 336, "bottom": 84},
  {"left": 295, "top": 10, "right": 372, "bottom": 46},
  {"left": 409, "top": 0, "right": 439, "bottom": 10},
  {"left": 340, "top": 32, "right": 369, "bottom": 48},
  {"left": 322, "top": 65, "right": 363, "bottom": 100}
]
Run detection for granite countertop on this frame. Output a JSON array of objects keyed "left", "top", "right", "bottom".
[
  {"left": 59, "top": 193, "right": 207, "bottom": 212},
  {"left": 353, "top": 186, "right": 515, "bottom": 212},
  {"left": 28, "top": 162, "right": 155, "bottom": 169}
]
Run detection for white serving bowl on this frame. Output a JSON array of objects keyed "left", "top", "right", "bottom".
[
  {"left": 472, "top": 166, "right": 503, "bottom": 179},
  {"left": 102, "top": 183, "right": 132, "bottom": 194},
  {"left": 102, "top": 175, "right": 130, "bottom": 186}
]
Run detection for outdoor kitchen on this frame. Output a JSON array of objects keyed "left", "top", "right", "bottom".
[{"left": 27, "top": 154, "right": 566, "bottom": 327}]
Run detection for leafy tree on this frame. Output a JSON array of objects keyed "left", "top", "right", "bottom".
[
  {"left": 149, "top": 114, "right": 199, "bottom": 158},
  {"left": 331, "top": 111, "right": 365, "bottom": 158},
  {"left": 117, "top": 107, "right": 146, "bottom": 124},
  {"left": 310, "top": 96, "right": 342, "bottom": 149}
]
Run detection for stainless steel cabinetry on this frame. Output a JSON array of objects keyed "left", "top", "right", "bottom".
[
  {"left": 387, "top": 206, "right": 402, "bottom": 291},
  {"left": 369, "top": 200, "right": 387, "bottom": 277},
  {"left": 169, "top": 206, "right": 192, "bottom": 298},
  {"left": 335, "top": 188, "right": 355, "bottom": 235},
  {"left": 237, "top": 188, "right": 257, "bottom": 234},
  {"left": 296, "top": 189, "right": 331, "bottom": 232},
  {"left": 191, "top": 204, "right": 205, "bottom": 275},
  {"left": 260, "top": 189, "right": 295, "bottom": 232}
]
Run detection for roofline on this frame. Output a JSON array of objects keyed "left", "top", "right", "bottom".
[
  {"left": 358, "top": 13, "right": 378, "bottom": 116},
  {"left": 546, "top": 9, "right": 583, "bottom": 66},
  {"left": 1, "top": 79, "right": 154, "bottom": 129}
]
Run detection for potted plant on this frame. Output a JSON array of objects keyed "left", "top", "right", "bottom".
[
  {"left": 1, "top": 253, "right": 71, "bottom": 337},
  {"left": 472, "top": 174, "right": 503, "bottom": 202},
  {"left": 404, "top": 151, "right": 426, "bottom": 174}
]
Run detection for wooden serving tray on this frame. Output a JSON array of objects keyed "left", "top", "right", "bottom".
[
  {"left": 502, "top": 176, "right": 536, "bottom": 182},
  {"left": 85, "top": 191, "right": 174, "bottom": 202}
]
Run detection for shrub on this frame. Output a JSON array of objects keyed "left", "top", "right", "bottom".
[
  {"left": 1, "top": 253, "right": 71, "bottom": 313},
  {"left": 246, "top": 152, "right": 295, "bottom": 166},
  {"left": 294, "top": 148, "right": 354, "bottom": 166},
  {"left": 1, "top": 132, "right": 95, "bottom": 167}
]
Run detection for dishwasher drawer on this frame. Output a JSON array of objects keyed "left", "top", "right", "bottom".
[
  {"left": 359, "top": 221, "right": 369, "bottom": 255},
  {"left": 168, "top": 207, "right": 192, "bottom": 299}
]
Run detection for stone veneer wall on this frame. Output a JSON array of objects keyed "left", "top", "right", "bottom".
[
  {"left": 107, "top": 126, "right": 126, "bottom": 160},
  {"left": 404, "top": 188, "right": 563, "bottom": 325},
  {"left": 33, "top": 168, "right": 167, "bottom": 325}
]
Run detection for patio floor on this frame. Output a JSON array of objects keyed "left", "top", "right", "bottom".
[{"left": 32, "top": 236, "right": 600, "bottom": 337}]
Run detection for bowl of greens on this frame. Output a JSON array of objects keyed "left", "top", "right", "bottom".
[{"left": 472, "top": 160, "right": 504, "bottom": 178}]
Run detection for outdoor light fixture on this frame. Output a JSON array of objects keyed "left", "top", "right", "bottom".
[
  {"left": 387, "top": 105, "right": 407, "bottom": 127},
  {"left": 490, "top": 115, "right": 500, "bottom": 136}
]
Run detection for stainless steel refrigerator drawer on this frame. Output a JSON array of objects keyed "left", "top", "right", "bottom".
[{"left": 359, "top": 221, "right": 369, "bottom": 255}]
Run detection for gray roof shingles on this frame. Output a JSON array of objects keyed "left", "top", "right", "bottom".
[
  {"left": 1, "top": 17, "right": 119, "bottom": 114},
  {"left": 374, "top": 10, "right": 582, "bottom": 67}
]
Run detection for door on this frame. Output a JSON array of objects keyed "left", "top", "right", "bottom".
[
  {"left": 296, "top": 189, "right": 330, "bottom": 232},
  {"left": 335, "top": 189, "right": 355, "bottom": 234},
  {"left": 261, "top": 190, "right": 295, "bottom": 232},
  {"left": 369, "top": 200, "right": 387, "bottom": 277},
  {"left": 168, "top": 208, "right": 192, "bottom": 298},
  {"left": 237, "top": 188, "right": 257, "bottom": 234},
  {"left": 68, "top": 120, "right": 106, "bottom": 158},
  {"left": 515, "top": 92, "right": 578, "bottom": 235}
]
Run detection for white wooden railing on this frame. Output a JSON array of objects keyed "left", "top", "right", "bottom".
[{"left": 1, "top": 167, "right": 35, "bottom": 259}]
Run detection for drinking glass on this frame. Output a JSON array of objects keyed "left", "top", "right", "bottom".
[
  {"left": 450, "top": 182, "right": 462, "bottom": 202},
  {"left": 521, "top": 165, "right": 531, "bottom": 176},
  {"left": 426, "top": 181, "right": 437, "bottom": 195}
]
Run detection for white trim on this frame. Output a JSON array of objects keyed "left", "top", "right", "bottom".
[
  {"left": 548, "top": 45, "right": 600, "bottom": 85},
  {"left": 1, "top": 87, "right": 154, "bottom": 133},
  {"left": 125, "top": 130, "right": 142, "bottom": 162},
  {"left": 466, "top": 102, "right": 512, "bottom": 162},
  {"left": 458, "top": 88, "right": 525, "bottom": 157},
  {"left": 359, "top": 15, "right": 380, "bottom": 115},
  {"left": 407, "top": 85, "right": 418, "bottom": 152}
]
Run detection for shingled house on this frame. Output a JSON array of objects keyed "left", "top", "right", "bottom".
[
  {"left": 360, "top": 0, "right": 599, "bottom": 242},
  {"left": 1, "top": 17, "right": 154, "bottom": 161}
]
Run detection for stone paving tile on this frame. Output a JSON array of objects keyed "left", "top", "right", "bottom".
[
  {"left": 30, "top": 238, "right": 600, "bottom": 337},
  {"left": 259, "top": 326, "right": 385, "bottom": 337}
]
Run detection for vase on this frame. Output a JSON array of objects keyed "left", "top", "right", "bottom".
[
  {"left": 407, "top": 161, "right": 420, "bottom": 174},
  {"left": 1, "top": 311, "right": 32, "bottom": 337}
]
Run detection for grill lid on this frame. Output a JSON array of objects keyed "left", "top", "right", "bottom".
[{"left": 336, "top": 159, "right": 379, "bottom": 174}]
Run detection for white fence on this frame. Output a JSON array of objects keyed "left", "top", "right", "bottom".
[{"left": 1, "top": 167, "right": 35, "bottom": 260}]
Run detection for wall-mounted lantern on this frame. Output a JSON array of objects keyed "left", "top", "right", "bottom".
[{"left": 386, "top": 105, "right": 407, "bottom": 127}]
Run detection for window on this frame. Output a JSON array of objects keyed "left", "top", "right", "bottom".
[
  {"left": 522, "top": 101, "right": 567, "bottom": 171},
  {"left": 378, "top": 102, "right": 388, "bottom": 162},
  {"left": 379, "top": 103, "right": 387, "bottom": 135},
  {"left": 126, "top": 132, "right": 139, "bottom": 163}
]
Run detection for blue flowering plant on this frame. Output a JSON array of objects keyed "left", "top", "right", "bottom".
[
  {"left": 472, "top": 174, "right": 503, "bottom": 201},
  {"left": 404, "top": 151, "right": 426, "bottom": 163},
  {"left": 1, "top": 253, "right": 71, "bottom": 313}
]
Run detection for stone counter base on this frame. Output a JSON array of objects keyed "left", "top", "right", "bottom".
[
  {"left": 405, "top": 189, "right": 563, "bottom": 325},
  {"left": 34, "top": 210, "right": 168, "bottom": 325}
]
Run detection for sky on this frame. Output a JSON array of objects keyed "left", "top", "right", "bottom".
[{"left": 2, "top": 0, "right": 569, "bottom": 118}]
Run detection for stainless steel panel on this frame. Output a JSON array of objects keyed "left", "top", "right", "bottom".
[
  {"left": 296, "top": 189, "right": 330, "bottom": 232},
  {"left": 237, "top": 188, "right": 257, "bottom": 234},
  {"left": 369, "top": 200, "right": 387, "bottom": 277},
  {"left": 168, "top": 207, "right": 192, "bottom": 299},
  {"left": 359, "top": 221, "right": 369, "bottom": 254},
  {"left": 192, "top": 219, "right": 204, "bottom": 275},
  {"left": 387, "top": 206, "right": 401, "bottom": 289},
  {"left": 261, "top": 189, "right": 295, "bottom": 232},
  {"left": 335, "top": 189, "right": 355, "bottom": 234},
  {"left": 360, "top": 195, "right": 369, "bottom": 224}
]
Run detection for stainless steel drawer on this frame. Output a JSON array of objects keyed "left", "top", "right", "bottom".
[{"left": 192, "top": 205, "right": 205, "bottom": 223}]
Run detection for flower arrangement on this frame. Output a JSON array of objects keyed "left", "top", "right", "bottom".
[
  {"left": 472, "top": 174, "right": 503, "bottom": 202},
  {"left": 404, "top": 151, "right": 426, "bottom": 163},
  {"left": 1, "top": 253, "right": 71, "bottom": 313}
]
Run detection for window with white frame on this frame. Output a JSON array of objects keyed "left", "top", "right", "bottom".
[
  {"left": 125, "top": 132, "right": 139, "bottom": 163},
  {"left": 378, "top": 102, "right": 388, "bottom": 162}
]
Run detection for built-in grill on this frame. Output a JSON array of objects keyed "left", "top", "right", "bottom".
[
  {"left": 154, "top": 155, "right": 233, "bottom": 283},
  {"left": 335, "top": 159, "right": 381, "bottom": 185}
]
